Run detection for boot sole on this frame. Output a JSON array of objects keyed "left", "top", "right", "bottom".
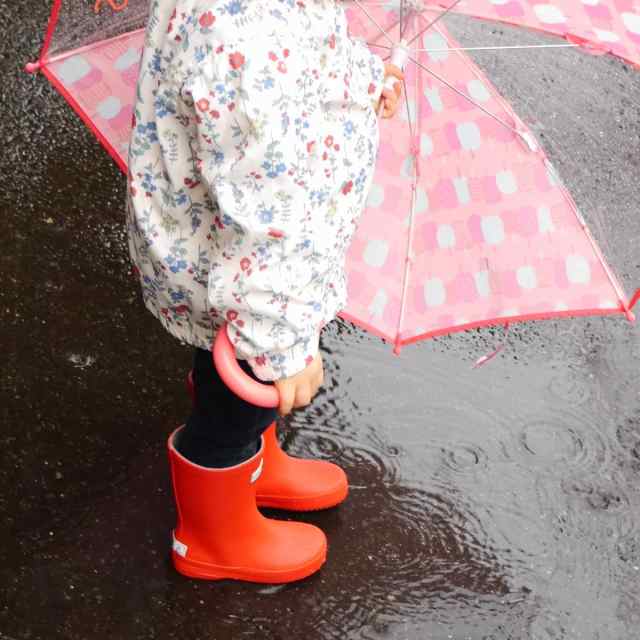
[
  {"left": 256, "top": 483, "right": 349, "bottom": 511},
  {"left": 172, "top": 547, "right": 326, "bottom": 583}
]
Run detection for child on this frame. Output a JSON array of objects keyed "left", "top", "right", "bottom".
[{"left": 126, "top": 0, "right": 403, "bottom": 583}]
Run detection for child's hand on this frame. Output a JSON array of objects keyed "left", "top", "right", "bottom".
[
  {"left": 375, "top": 62, "right": 404, "bottom": 119},
  {"left": 273, "top": 351, "right": 324, "bottom": 417}
]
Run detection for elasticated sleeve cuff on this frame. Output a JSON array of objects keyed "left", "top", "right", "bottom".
[{"left": 231, "top": 325, "right": 320, "bottom": 382}]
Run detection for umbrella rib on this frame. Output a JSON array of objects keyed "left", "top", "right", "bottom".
[
  {"left": 39, "top": 26, "right": 145, "bottom": 67},
  {"left": 374, "top": 43, "right": 581, "bottom": 53},
  {"left": 392, "top": 37, "right": 421, "bottom": 355},
  {"left": 351, "top": 0, "right": 395, "bottom": 47},
  {"left": 405, "top": 0, "right": 465, "bottom": 48},
  {"left": 544, "top": 162, "right": 635, "bottom": 320},
  {"left": 408, "top": 54, "right": 521, "bottom": 137}
]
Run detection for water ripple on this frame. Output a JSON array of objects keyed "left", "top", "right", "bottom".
[{"left": 509, "top": 408, "right": 609, "bottom": 475}]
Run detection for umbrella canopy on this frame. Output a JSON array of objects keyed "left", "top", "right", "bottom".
[{"left": 27, "top": 0, "right": 639, "bottom": 354}]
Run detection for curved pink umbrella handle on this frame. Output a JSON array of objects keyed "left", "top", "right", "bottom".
[{"left": 212, "top": 322, "right": 280, "bottom": 409}]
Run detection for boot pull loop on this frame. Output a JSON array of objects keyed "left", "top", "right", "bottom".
[{"left": 213, "top": 322, "right": 280, "bottom": 408}]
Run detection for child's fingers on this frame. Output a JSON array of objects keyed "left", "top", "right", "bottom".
[
  {"left": 277, "top": 381, "right": 296, "bottom": 416},
  {"left": 315, "top": 366, "right": 324, "bottom": 391},
  {"left": 294, "top": 383, "right": 312, "bottom": 409},
  {"left": 384, "top": 63, "right": 404, "bottom": 82},
  {"left": 384, "top": 80, "right": 402, "bottom": 100},
  {"left": 381, "top": 89, "right": 395, "bottom": 110},
  {"left": 381, "top": 92, "right": 399, "bottom": 118},
  {"left": 381, "top": 88, "right": 400, "bottom": 108}
]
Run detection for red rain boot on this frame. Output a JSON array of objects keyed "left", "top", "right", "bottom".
[
  {"left": 255, "top": 423, "right": 349, "bottom": 511},
  {"left": 168, "top": 428, "right": 327, "bottom": 583},
  {"left": 187, "top": 371, "right": 349, "bottom": 511}
]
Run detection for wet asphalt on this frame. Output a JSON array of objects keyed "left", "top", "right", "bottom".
[{"left": 2, "top": 2, "right": 640, "bottom": 639}]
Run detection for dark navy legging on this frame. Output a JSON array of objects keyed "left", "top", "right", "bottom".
[{"left": 175, "top": 348, "right": 278, "bottom": 468}]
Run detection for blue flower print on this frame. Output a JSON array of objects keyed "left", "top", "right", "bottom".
[
  {"left": 194, "top": 46, "right": 206, "bottom": 63},
  {"left": 343, "top": 120, "right": 355, "bottom": 138},
  {"left": 225, "top": 0, "right": 244, "bottom": 16},
  {"left": 258, "top": 206, "right": 274, "bottom": 224},
  {"left": 170, "top": 289, "right": 186, "bottom": 303},
  {"left": 141, "top": 170, "right": 157, "bottom": 193}
]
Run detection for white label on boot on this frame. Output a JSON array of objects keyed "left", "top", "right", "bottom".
[
  {"left": 172, "top": 532, "right": 188, "bottom": 557},
  {"left": 250, "top": 459, "right": 263, "bottom": 484}
]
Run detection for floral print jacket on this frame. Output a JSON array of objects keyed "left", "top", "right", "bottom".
[{"left": 126, "top": 0, "right": 385, "bottom": 381}]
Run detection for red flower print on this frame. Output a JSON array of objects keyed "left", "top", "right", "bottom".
[
  {"left": 306, "top": 141, "right": 316, "bottom": 154},
  {"left": 199, "top": 11, "right": 215, "bottom": 28},
  {"left": 277, "top": 61, "right": 287, "bottom": 74},
  {"left": 368, "top": 82, "right": 377, "bottom": 95},
  {"left": 216, "top": 44, "right": 224, "bottom": 54},
  {"left": 236, "top": 319, "right": 245, "bottom": 328},
  {"left": 226, "top": 310, "right": 238, "bottom": 322},
  {"left": 196, "top": 98, "right": 210, "bottom": 112},
  {"left": 333, "top": 144, "right": 340, "bottom": 151},
  {"left": 255, "top": 355, "right": 267, "bottom": 367},
  {"left": 283, "top": 48, "right": 290, "bottom": 58},
  {"left": 268, "top": 51, "right": 278, "bottom": 61},
  {"left": 174, "top": 305, "right": 189, "bottom": 315},
  {"left": 240, "top": 257, "right": 251, "bottom": 271},
  {"left": 324, "top": 135, "right": 334, "bottom": 147},
  {"left": 210, "top": 110, "right": 220, "bottom": 119},
  {"left": 305, "top": 355, "right": 314, "bottom": 366},
  {"left": 341, "top": 180, "right": 353, "bottom": 195},
  {"left": 322, "top": 151, "right": 328, "bottom": 161},
  {"left": 229, "top": 51, "right": 245, "bottom": 69},
  {"left": 268, "top": 228, "right": 284, "bottom": 238},
  {"left": 328, "top": 33, "right": 336, "bottom": 49},
  {"left": 227, "top": 102, "right": 235, "bottom": 111}
]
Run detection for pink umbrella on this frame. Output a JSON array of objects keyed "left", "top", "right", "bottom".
[{"left": 27, "top": 0, "right": 640, "bottom": 402}]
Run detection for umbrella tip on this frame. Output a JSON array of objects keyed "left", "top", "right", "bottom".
[{"left": 25, "top": 61, "right": 41, "bottom": 74}]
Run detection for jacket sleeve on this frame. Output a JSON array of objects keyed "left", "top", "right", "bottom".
[
  {"left": 179, "top": 50, "right": 322, "bottom": 382},
  {"left": 337, "top": 5, "right": 386, "bottom": 107},
  {"left": 346, "top": 36, "right": 386, "bottom": 107}
]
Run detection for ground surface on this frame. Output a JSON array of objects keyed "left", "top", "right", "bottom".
[{"left": 2, "top": 3, "right": 640, "bottom": 639}]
